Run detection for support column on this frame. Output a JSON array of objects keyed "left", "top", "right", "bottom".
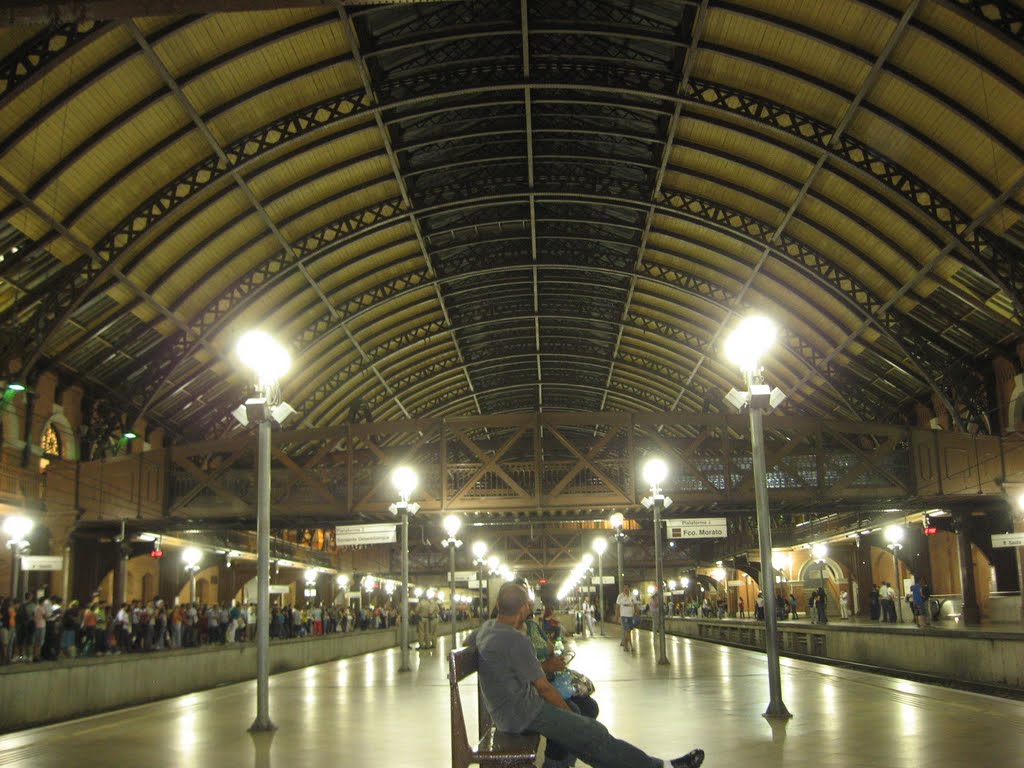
[{"left": 955, "top": 511, "right": 981, "bottom": 625}]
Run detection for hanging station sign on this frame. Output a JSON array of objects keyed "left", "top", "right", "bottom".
[
  {"left": 335, "top": 523, "right": 397, "bottom": 546},
  {"left": 664, "top": 518, "right": 727, "bottom": 539},
  {"left": 20, "top": 556, "right": 64, "bottom": 571}
]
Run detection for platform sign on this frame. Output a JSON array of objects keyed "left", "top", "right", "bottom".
[
  {"left": 664, "top": 518, "right": 727, "bottom": 539},
  {"left": 335, "top": 523, "right": 396, "bottom": 545},
  {"left": 594, "top": 575, "right": 616, "bottom": 584},
  {"left": 992, "top": 532, "right": 1024, "bottom": 548},
  {"left": 20, "top": 556, "right": 63, "bottom": 571},
  {"left": 451, "top": 570, "right": 477, "bottom": 582},
  {"left": 269, "top": 585, "right": 291, "bottom": 595}
]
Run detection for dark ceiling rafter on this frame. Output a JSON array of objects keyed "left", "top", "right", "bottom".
[
  {"left": 8, "top": 66, "right": 1015, "bottom": 409},
  {"left": 0, "top": 0, "right": 1019, "bottom": 450},
  {"left": 7, "top": 65, "right": 1016, "bottom": 398},
  {"left": 123, "top": 185, "right": 925, "bottom": 430},
  {"left": 334, "top": 1, "right": 482, "bottom": 419}
]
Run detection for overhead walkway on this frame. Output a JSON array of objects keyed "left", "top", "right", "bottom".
[{"left": 1, "top": 625, "right": 1020, "bottom": 767}]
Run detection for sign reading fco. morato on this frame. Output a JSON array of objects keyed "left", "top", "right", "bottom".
[{"left": 664, "top": 518, "right": 727, "bottom": 539}]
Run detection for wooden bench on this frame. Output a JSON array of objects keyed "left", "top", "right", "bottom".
[{"left": 449, "top": 646, "right": 541, "bottom": 768}]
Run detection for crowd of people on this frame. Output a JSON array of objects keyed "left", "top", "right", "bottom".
[{"left": 0, "top": 590, "right": 473, "bottom": 665}]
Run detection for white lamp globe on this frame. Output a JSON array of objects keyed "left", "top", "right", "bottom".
[
  {"left": 609, "top": 512, "right": 624, "bottom": 529},
  {"left": 884, "top": 525, "right": 904, "bottom": 545},
  {"left": 336, "top": 574, "right": 349, "bottom": 588},
  {"left": 304, "top": 569, "right": 318, "bottom": 584},
  {"left": 2, "top": 515, "right": 33, "bottom": 542},
  {"left": 443, "top": 514, "right": 461, "bottom": 538},
  {"left": 182, "top": 547, "right": 202, "bottom": 568},
  {"left": 236, "top": 329, "right": 291, "bottom": 385},
  {"left": 581, "top": 553, "right": 594, "bottom": 567},
  {"left": 724, "top": 315, "right": 777, "bottom": 373},
  {"left": 642, "top": 458, "right": 668, "bottom": 487},
  {"left": 472, "top": 541, "right": 487, "bottom": 559},
  {"left": 592, "top": 538, "right": 608, "bottom": 555},
  {"left": 811, "top": 542, "right": 828, "bottom": 562},
  {"left": 392, "top": 466, "right": 418, "bottom": 498}
]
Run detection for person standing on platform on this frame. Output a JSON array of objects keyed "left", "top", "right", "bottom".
[
  {"left": 615, "top": 585, "right": 635, "bottom": 652},
  {"left": 814, "top": 588, "right": 828, "bottom": 625},
  {"left": 839, "top": 589, "right": 849, "bottom": 619},
  {"left": 910, "top": 578, "right": 931, "bottom": 627},
  {"left": 881, "top": 582, "right": 896, "bottom": 623},
  {"left": 475, "top": 583, "right": 705, "bottom": 768},
  {"left": 870, "top": 585, "right": 881, "bottom": 621}
]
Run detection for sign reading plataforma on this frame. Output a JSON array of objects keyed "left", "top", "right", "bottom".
[
  {"left": 664, "top": 518, "right": 727, "bottom": 539},
  {"left": 335, "top": 523, "right": 397, "bottom": 546},
  {"left": 20, "top": 555, "right": 64, "bottom": 571}
]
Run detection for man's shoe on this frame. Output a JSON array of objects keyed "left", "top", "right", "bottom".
[{"left": 670, "top": 748, "right": 705, "bottom": 768}]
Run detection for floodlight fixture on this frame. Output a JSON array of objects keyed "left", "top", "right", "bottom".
[{"left": 592, "top": 537, "right": 607, "bottom": 556}]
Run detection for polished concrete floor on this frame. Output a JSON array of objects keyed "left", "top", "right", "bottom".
[{"left": 1, "top": 627, "right": 1021, "bottom": 767}]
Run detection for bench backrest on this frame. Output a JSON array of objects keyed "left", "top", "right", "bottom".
[{"left": 450, "top": 646, "right": 494, "bottom": 743}]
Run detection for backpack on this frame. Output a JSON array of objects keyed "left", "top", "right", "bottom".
[{"left": 921, "top": 585, "right": 931, "bottom": 599}]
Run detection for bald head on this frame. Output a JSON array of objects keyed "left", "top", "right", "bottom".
[{"left": 496, "top": 582, "right": 530, "bottom": 617}]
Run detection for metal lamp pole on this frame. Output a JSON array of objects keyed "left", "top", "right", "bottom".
[
  {"left": 609, "top": 513, "right": 625, "bottom": 598},
  {"left": 390, "top": 467, "right": 419, "bottom": 672},
  {"left": 443, "top": 515, "right": 462, "bottom": 650},
  {"left": 235, "top": 329, "right": 293, "bottom": 733},
  {"left": 725, "top": 315, "right": 791, "bottom": 719},
  {"left": 641, "top": 461, "right": 670, "bottom": 666},
  {"left": 592, "top": 537, "right": 607, "bottom": 636},
  {"left": 471, "top": 541, "right": 487, "bottom": 622}
]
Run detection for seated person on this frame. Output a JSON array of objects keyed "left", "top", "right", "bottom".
[
  {"left": 474, "top": 582, "right": 704, "bottom": 768},
  {"left": 542, "top": 605, "right": 563, "bottom": 642}
]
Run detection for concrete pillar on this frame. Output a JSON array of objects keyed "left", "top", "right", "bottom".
[{"left": 955, "top": 511, "right": 982, "bottom": 625}]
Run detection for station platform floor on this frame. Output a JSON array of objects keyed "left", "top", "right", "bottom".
[{"left": 1, "top": 626, "right": 1021, "bottom": 768}]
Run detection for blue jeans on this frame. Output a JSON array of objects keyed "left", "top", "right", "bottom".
[{"left": 526, "top": 701, "right": 662, "bottom": 768}]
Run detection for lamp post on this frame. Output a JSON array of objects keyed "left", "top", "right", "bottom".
[
  {"left": 811, "top": 543, "right": 828, "bottom": 593},
  {"left": 336, "top": 574, "right": 349, "bottom": 615},
  {"left": 235, "top": 329, "right": 293, "bottom": 733},
  {"left": 390, "top": 466, "right": 420, "bottom": 671},
  {"left": 609, "top": 512, "right": 626, "bottom": 599},
  {"left": 711, "top": 566, "right": 727, "bottom": 617},
  {"left": 183, "top": 547, "right": 202, "bottom": 603},
  {"left": 885, "top": 525, "right": 905, "bottom": 623},
  {"left": 471, "top": 541, "right": 488, "bottom": 620},
  {"left": 443, "top": 515, "right": 463, "bottom": 649},
  {"left": 724, "top": 314, "right": 791, "bottom": 719},
  {"left": 641, "top": 458, "right": 671, "bottom": 666},
  {"left": 592, "top": 537, "right": 608, "bottom": 636},
  {"left": 3, "top": 515, "right": 33, "bottom": 598}
]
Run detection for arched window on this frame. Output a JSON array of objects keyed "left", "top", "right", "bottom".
[{"left": 40, "top": 423, "right": 61, "bottom": 471}]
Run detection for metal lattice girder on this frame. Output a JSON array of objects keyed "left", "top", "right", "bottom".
[
  {"left": 682, "top": 78, "right": 1024, "bottom": 314},
  {"left": 0, "top": 19, "right": 110, "bottom": 106},
  {"left": 132, "top": 410, "right": 964, "bottom": 523},
  {"left": 946, "top": 0, "right": 1024, "bottom": 47},
  {"left": 1, "top": 85, "right": 375, "bottom": 364}
]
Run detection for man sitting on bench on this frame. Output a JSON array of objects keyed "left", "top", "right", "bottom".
[{"left": 475, "top": 583, "right": 705, "bottom": 768}]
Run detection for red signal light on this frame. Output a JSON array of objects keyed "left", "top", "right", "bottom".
[{"left": 923, "top": 527, "right": 937, "bottom": 536}]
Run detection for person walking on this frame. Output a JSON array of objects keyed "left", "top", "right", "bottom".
[
  {"left": 474, "top": 583, "right": 705, "bottom": 768},
  {"left": 614, "top": 586, "right": 635, "bottom": 652}
]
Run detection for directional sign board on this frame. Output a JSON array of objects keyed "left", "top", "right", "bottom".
[
  {"left": 20, "top": 556, "right": 63, "bottom": 571},
  {"left": 335, "top": 523, "right": 397, "bottom": 545},
  {"left": 664, "top": 518, "right": 727, "bottom": 539},
  {"left": 992, "top": 532, "right": 1024, "bottom": 548}
]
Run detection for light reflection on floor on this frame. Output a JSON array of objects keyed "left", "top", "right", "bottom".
[{"left": 0, "top": 628, "right": 1021, "bottom": 767}]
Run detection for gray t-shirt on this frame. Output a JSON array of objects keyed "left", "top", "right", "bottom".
[{"left": 475, "top": 620, "right": 545, "bottom": 733}]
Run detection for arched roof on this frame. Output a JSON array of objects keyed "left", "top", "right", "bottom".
[{"left": 0, "top": 0, "right": 1021, "bottom": 444}]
